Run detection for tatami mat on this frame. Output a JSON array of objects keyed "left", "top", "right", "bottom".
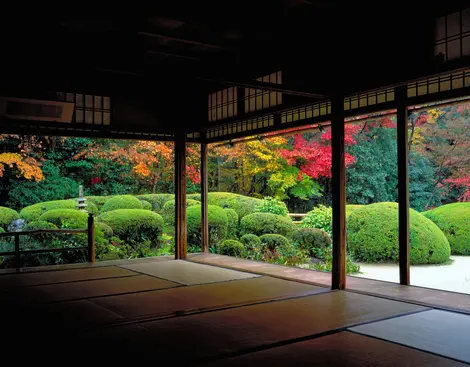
[
  {"left": 204, "top": 331, "right": 466, "bottom": 367},
  {"left": 120, "top": 260, "right": 259, "bottom": 285},
  {"left": 135, "top": 292, "right": 427, "bottom": 362},
  {"left": 3, "top": 274, "right": 180, "bottom": 303},
  {"left": 0, "top": 266, "right": 137, "bottom": 289},
  {"left": 349, "top": 309, "right": 470, "bottom": 363},
  {"left": 92, "top": 276, "right": 325, "bottom": 319}
]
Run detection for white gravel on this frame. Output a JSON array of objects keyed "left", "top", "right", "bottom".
[{"left": 353, "top": 256, "right": 470, "bottom": 294}]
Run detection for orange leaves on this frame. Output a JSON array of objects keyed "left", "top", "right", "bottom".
[{"left": 0, "top": 153, "right": 43, "bottom": 181}]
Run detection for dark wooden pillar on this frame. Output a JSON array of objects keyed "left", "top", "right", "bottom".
[
  {"left": 396, "top": 86, "right": 410, "bottom": 285},
  {"left": 201, "top": 143, "right": 209, "bottom": 253},
  {"left": 175, "top": 132, "right": 187, "bottom": 259},
  {"left": 331, "top": 95, "right": 346, "bottom": 290}
]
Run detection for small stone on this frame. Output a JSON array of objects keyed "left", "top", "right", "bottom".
[{"left": 7, "top": 219, "right": 27, "bottom": 232}]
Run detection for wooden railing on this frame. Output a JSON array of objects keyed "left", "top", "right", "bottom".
[{"left": 0, "top": 213, "right": 95, "bottom": 268}]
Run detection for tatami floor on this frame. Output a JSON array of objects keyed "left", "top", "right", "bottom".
[{"left": 0, "top": 256, "right": 469, "bottom": 365}]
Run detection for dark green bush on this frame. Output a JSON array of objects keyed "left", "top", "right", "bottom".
[
  {"left": 86, "top": 196, "right": 110, "bottom": 209},
  {"left": 20, "top": 200, "right": 98, "bottom": 222},
  {"left": 219, "top": 240, "right": 245, "bottom": 257},
  {"left": 95, "top": 222, "right": 114, "bottom": 237},
  {"left": 140, "top": 200, "right": 152, "bottom": 211},
  {"left": 347, "top": 202, "right": 450, "bottom": 265},
  {"left": 39, "top": 209, "right": 89, "bottom": 229},
  {"left": 206, "top": 192, "right": 262, "bottom": 220},
  {"left": 423, "top": 202, "right": 470, "bottom": 255},
  {"left": 99, "top": 209, "right": 164, "bottom": 247},
  {"left": 259, "top": 234, "right": 305, "bottom": 266},
  {"left": 224, "top": 208, "right": 239, "bottom": 239},
  {"left": 24, "top": 221, "right": 59, "bottom": 230},
  {"left": 101, "top": 195, "right": 143, "bottom": 213},
  {"left": 0, "top": 207, "right": 20, "bottom": 230},
  {"left": 292, "top": 228, "right": 331, "bottom": 257},
  {"left": 255, "top": 196, "right": 288, "bottom": 216},
  {"left": 187, "top": 205, "right": 228, "bottom": 249},
  {"left": 240, "top": 212, "right": 296, "bottom": 238},
  {"left": 161, "top": 199, "right": 201, "bottom": 226},
  {"left": 259, "top": 234, "right": 291, "bottom": 250},
  {"left": 135, "top": 194, "right": 174, "bottom": 211},
  {"left": 240, "top": 234, "right": 261, "bottom": 251}
]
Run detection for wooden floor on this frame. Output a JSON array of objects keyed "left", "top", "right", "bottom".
[{"left": 0, "top": 257, "right": 469, "bottom": 365}]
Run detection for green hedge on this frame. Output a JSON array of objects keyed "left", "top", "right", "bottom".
[
  {"left": 0, "top": 207, "right": 20, "bottom": 230},
  {"left": 99, "top": 209, "right": 163, "bottom": 246},
  {"left": 255, "top": 197, "right": 288, "bottom": 216},
  {"left": 161, "top": 199, "right": 201, "bottom": 226},
  {"left": 135, "top": 194, "right": 174, "bottom": 211},
  {"left": 423, "top": 202, "right": 470, "bottom": 255},
  {"left": 259, "top": 234, "right": 302, "bottom": 266},
  {"left": 95, "top": 222, "right": 114, "bottom": 237},
  {"left": 101, "top": 195, "right": 143, "bottom": 213},
  {"left": 20, "top": 199, "right": 98, "bottom": 222},
  {"left": 206, "top": 192, "right": 262, "bottom": 220},
  {"left": 346, "top": 204, "right": 364, "bottom": 218},
  {"left": 140, "top": 200, "right": 153, "bottom": 211},
  {"left": 240, "top": 212, "right": 296, "bottom": 238},
  {"left": 300, "top": 205, "right": 332, "bottom": 234},
  {"left": 259, "top": 234, "right": 291, "bottom": 250},
  {"left": 39, "top": 209, "right": 89, "bottom": 228},
  {"left": 240, "top": 234, "right": 261, "bottom": 252},
  {"left": 224, "top": 208, "right": 239, "bottom": 239},
  {"left": 292, "top": 228, "right": 331, "bottom": 256},
  {"left": 24, "top": 221, "right": 59, "bottom": 231},
  {"left": 187, "top": 205, "right": 228, "bottom": 248},
  {"left": 85, "top": 196, "right": 110, "bottom": 210},
  {"left": 347, "top": 202, "right": 450, "bottom": 264},
  {"left": 219, "top": 240, "right": 244, "bottom": 257}
]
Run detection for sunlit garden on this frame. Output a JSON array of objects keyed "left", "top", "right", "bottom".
[{"left": 0, "top": 100, "right": 468, "bottom": 292}]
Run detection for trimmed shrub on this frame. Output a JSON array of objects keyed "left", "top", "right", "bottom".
[
  {"left": 255, "top": 196, "right": 288, "bottom": 216},
  {"left": 240, "top": 234, "right": 261, "bottom": 251},
  {"left": 135, "top": 194, "right": 174, "bottom": 211},
  {"left": 39, "top": 209, "right": 89, "bottom": 228},
  {"left": 206, "top": 192, "right": 262, "bottom": 220},
  {"left": 187, "top": 205, "right": 228, "bottom": 248},
  {"left": 346, "top": 204, "right": 364, "bottom": 218},
  {"left": 0, "top": 207, "right": 20, "bottom": 230},
  {"left": 161, "top": 199, "right": 201, "bottom": 226},
  {"left": 101, "top": 195, "right": 143, "bottom": 213},
  {"left": 259, "top": 234, "right": 291, "bottom": 250},
  {"left": 99, "top": 209, "right": 163, "bottom": 247},
  {"left": 85, "top": 196, "right": 110, "bottom": 210},
  {"left": 423, "top": 202, "right": 470, "bottom": 255},
  {"left": 348, "top": 202, "right": 450, "bottom": 265},
  {"left": 140, "top": 200, "right": 152, "bottom": 211},
  {"left": 20, "top": 199, "right": 98, "bottom": 222},
  {"left": 95, "top": 222, "right": 114, "bottom": 237},
  {"left": 187, "top": 194, "right": 201, "bottom": 201},
  {"left": 259, "top": 234, "right": 304, "bottom": 266},
  {"left": 224, "top": 208, "right": 239, "bottom": 239},
  {"left": 300, "top": 205, "right": 332, "bottom": 235},
  {"left": 219, "top": 240, "right": 245, "bottom": 257},
  {"left": 24, "top": 221, "right": 59, "bottom": 231},
  {"left": 240, "top": 212, "right": 296, "bottom": 238},
  {"left": 292, "top": 228, "right": 331, "bottom": 257}
]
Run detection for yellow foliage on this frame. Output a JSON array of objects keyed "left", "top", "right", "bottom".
[{"left": 0, "top": 153, "right": 43, "bottom": 181}]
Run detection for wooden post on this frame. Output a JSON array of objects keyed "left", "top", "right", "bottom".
[
  {"left": 175, "top": 132, "right": 187, "bottom": 259},
  {"left": 331, "top": 94, "right": 346, "bottom": 290},
  {"left": 14, "top": 233, "right": 20, "bottom": 268},
  {"left": 201, "top": 143, "right": 209, "bottom": 253},
  {"left": 87, "top": 213, "right": 95, "bottom": 263},
  {"left": 396, "top": 86, "right": 410, "bottom": 285}
]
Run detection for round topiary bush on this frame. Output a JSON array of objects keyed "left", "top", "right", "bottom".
[
  {"left": 240, "top": 212, "right": 296, "bottom": 238},
  {"left": 206, "top": 192, "right": 262, "bottom": 220},
  {"left": 300, "top": 205, "right": 332, "bottom": 235},
  {"left": 224, "top": 208, "right": 239, "bottom": 239},
  {"left": 140, "top": 200, "right": 152, "bottom": 211},
  {"left": 292, "top": 228, "right": 331, "bottom": 256},
  {"left": 99, "top": 209, "right": 163, "bottom": 246},
  {"left": 95, "top": 222, "right": 114, "bottom": 237},
  {"left": 240, "top": 234, "right": 261, "bottom": 251},
  {"left": 161, "top": 199, "right": 201, "bottom": 226},
  {"left": 347, "top": 202, "right": 450, "bottom": 265},
  {"left": 24, "top": 221, "right": 59, "bottom": 231},
  {"left": 259, "top": 234, "right": 302, "bottom": 266},
  {"left": 39, "top": 209, "right": 89, "bottom": 229},
  {"left": 135, "top": 194, "right": 174, "bottom": 211},
  {"left": 101, "top": 195, "right": 143, "bottom": 213},
  {"left": 187, "top": 193, "right": 201, "bottom": 201},
  {"left": 255, "top": 196, "right": 288, "bottom": 216},
  {"left": 259, "top": 234, "right": 291, "bottom": 250},
  {"left": 85, "top": 196, "right": 110, "bottom": 210},
  {"left": 219, "top": 240, "right": 245, "bottom": 257},
  {"left": 423, "top": 203, "right": 470, "bottom": 255},
  {"left": 346, "top": 204, "right": 364, "bottom": 218},
  {"left": 0, "top": 207, "right": 20, "bottom": 230},
  {"left": 20, "top": 199, "right": 98, "bottom": 222},
  {"left": 187, "top": 205, "right": 228, "bottom": 248}
]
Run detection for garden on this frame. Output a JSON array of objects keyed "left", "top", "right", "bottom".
[{"left": 0, "top": 100, "right": 468, "bottom": 291}]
